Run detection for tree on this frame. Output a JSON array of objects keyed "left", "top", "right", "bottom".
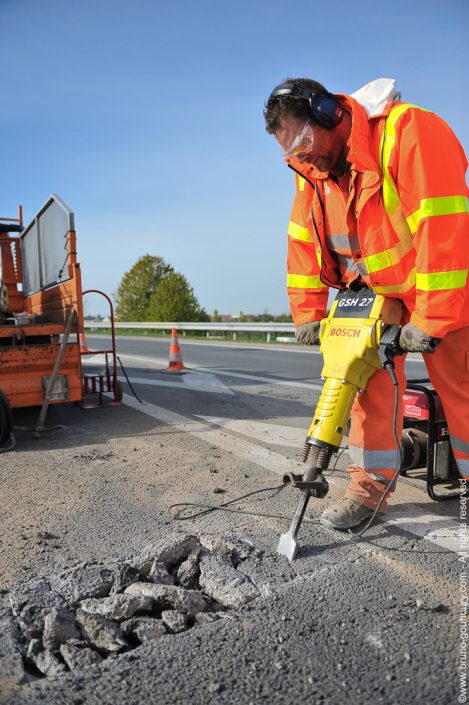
[
  {"left": 147, "top": 272, "right": 209, "bottom": 322},
  {"left": 256, "top": 309, "right": 273, "bottom": 322},
  {"left": 114, "top": 255, "right": 173, "bottom": 321},
  {"left": 211, "top": 309, "right": 221, "bottom": 322}
]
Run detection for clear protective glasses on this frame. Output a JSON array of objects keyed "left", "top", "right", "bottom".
[{"left": 281, "top": 117, "right": 314, "bottom": 160}]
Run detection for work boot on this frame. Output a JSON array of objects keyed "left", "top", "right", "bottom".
[{"left": 320, "top": 498, "right": 376, "bottom": 530}]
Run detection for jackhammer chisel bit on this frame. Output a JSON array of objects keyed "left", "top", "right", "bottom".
[
  {"left": 277, "top": 469, "right": 329, "bottom": 561},
  {"left": 277, "top": 491, "right": 311, "bottom": 562}
]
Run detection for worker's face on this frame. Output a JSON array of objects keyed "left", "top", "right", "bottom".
[{"left": 274, "top": 113, "right": 342, "bottom": 172}]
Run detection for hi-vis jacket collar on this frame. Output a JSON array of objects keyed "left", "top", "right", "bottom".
[{"left": 288, "top": 94, "right": 392, "bottom": 180}]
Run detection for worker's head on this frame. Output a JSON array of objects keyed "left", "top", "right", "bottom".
[{"left": 264, "top": 77, "right": 350, "bottom": 173}]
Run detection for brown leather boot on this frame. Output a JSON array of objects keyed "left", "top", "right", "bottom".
[{"left": 320, "top": 498, "right": 377, "bottom": 530}]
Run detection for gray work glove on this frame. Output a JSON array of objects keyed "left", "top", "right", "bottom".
[
  {"left": 399, "top": 322, "right": 442, "bottom": 353},
  {"left": 295, "top": 321, "right": 321, "bottom": 345}
]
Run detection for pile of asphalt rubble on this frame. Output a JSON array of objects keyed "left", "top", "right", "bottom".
[{"left": 1, "top": 532, "right": 265, "bottom": 684}]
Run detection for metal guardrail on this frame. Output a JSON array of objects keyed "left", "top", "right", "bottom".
[{"left": 84, "top": 320, "right": 297, "bottom": 342}]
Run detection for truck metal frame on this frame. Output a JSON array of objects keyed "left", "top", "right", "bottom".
[{"left": 0, "top": 195, "right": 119, "bottom": 446}]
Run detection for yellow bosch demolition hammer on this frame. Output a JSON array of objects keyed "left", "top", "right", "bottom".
[{"left": 277, "top": 287, "right": 403, "bottom": 561}]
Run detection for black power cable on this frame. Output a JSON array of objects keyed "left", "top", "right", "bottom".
[{"left": 117, "top": 356, "right": 143, "bottom": 403}]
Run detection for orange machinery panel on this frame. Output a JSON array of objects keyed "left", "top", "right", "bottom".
[
  {"left": 0, "top": 339, "right": 82, "bottom": 408},
  {"left": 0, "top": 199, "right": 84, "bottom": 410}
]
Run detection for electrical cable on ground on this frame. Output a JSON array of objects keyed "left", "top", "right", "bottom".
[
  {"left": 170, "top": 483, "right": 325, "bottom": 526},
  {"left": 117, "top": 356, "right": 143, "bottom": 403},
  {"left": 169, "top": 483, "right": 291, "bottom": 521}
]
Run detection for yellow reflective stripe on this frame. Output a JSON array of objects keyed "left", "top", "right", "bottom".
[
  {"left": 288, "top": 221, "right": 313, "bottom": 242},
  {"left": 373, "top": 269, "right": 416, "bottom": 295},
  {"left": 364, "top": 249, "right": 398, "bottom": 273},
  {"left": 287, "top": 274, "right": 323, "bottom": 289},
  {"left": 363, "top": 237, "right": 414, "bottom": 274},
  {"left": 406, "top": 196, "right": 469, "bottom": 234},
  {"left": 380, "top": 103, "right": 428, "bottom": 217},
  {"left": 297, "top": 174, "right": 306, "bottom": 192},
  {"left": 416, "top": 269, "right": 468, "bottom": 291},
  {"left": 316, "top": 251, "right": 322, "bottom": 267}
]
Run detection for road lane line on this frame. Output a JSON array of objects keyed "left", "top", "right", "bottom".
[
  {"left": 386, "top": 506, "right": 466, "bottom": 555},
  {"left": 195, "top": 367, "right": 323, "bottom": 391},
  {"left": 196, "top": 416, "right": 307, "bottom": 447},
  {"left": 111, "top": 374, "right": 234, "bottom": 395}
]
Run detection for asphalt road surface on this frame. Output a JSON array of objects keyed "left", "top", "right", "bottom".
[{"left": 1, "top": 335, "right": 466, "bottom": 705}]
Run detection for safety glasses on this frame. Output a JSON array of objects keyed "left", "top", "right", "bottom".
[{"left": 281, "top": 118, "right": 314, "bottom": 160}]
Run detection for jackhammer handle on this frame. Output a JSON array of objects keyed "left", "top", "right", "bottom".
[{"left": 379, "top": 324, "right": 405, "bottom": 368}]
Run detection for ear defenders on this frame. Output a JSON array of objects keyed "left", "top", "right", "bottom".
[{"left": 269, "top": 80, "right": 343, "bottom": 130}]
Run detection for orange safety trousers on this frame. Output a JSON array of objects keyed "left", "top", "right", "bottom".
[{"left": 345, "top": 324, "right": 469, "bottom": 510}]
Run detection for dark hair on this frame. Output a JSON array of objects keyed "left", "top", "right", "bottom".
[{"left": 263, "top": 77, "right": 329, "bottom": 134}]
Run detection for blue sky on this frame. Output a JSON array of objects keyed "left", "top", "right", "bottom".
[{"left": 1, "top": 0, "right": 468, "bottom": 316}]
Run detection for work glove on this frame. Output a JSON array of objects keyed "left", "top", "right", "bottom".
[
  {"left": 399, "top": 322, "right": 442, "bottom": 354},
  {"left": 295, "top": 321, "right": 321, "bottom": 345}
]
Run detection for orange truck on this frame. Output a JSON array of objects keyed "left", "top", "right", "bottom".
[{"left": 0, "top": 195, "right": 119, "bottom": 448}]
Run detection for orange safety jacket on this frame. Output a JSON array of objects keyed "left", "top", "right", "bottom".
[{"left": 286, "top": 95, "right": 469, "bottom": 337}]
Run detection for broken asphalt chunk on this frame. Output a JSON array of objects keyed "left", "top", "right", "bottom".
[
  {"left": 198, "top": 554, "right": 260, "bottom": 609},
  {"left": 75, "top": 609, "right": 128, "bottom": 653},
  {"left": 132, "top": 533, "right": 201, "bottom": 574},
  {"left": 124, "top": 583, "right": 208, "bottom": 616},
  {"left": 79, "top": 594, "right": 154, "bottom": 622},
  {"left": 121, "top": 617, "right": 167, "bottom": 643},
  {"left": 43, "top": 607, "right": 82, "bottom": 651},
  {"left": 59, "top": 641, "right": 103, "bottom": 671}
]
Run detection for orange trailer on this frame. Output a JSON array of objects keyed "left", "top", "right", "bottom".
[{"left": 0, "top": 195, "right": 119, "bottom": 447}]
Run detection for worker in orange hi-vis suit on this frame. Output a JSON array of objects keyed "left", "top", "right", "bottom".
[{"left": 263, "top": 77, "right": 469, "bottom": 529}]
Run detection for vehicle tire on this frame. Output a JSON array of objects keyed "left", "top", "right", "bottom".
[{"left": 0, "top": 390, "right": 12, "bottom": 445}]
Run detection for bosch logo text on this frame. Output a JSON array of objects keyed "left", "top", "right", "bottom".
[{"left": 330, "top": 327, "right": 361, "bottom": 338}]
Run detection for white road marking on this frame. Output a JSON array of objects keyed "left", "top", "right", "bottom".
[
  {"left": 386, "top": 505, "right": 467, "bottom": 555},
  {"left": 121, "top": 393, "right": 464, "bottom": 555},
  {"left": 182, "top": 371, "right": 233, "bottom": 394},
  {"left": 196, "top": 367, "right": 323, "bottom": 391},
  {"left": 197, "top": 416, "right": 307, "bottom": 447},
  {"left": 113, "top": 373, "right": 234, "bottom": 395},
  {"left": 83, "top": 352, "right": 324, "bottom": 391}
]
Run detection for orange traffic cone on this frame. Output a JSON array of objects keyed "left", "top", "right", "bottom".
[
  {"left": 79, "top": 332, "right": 89, "bottom": 354},
  {"left": 165, "top": 329, "right": 186, "bottom": 372}
]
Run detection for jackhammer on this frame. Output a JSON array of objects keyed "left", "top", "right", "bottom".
[{"left": 277, "top": 287, "right": 404, "bottom": 561}]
